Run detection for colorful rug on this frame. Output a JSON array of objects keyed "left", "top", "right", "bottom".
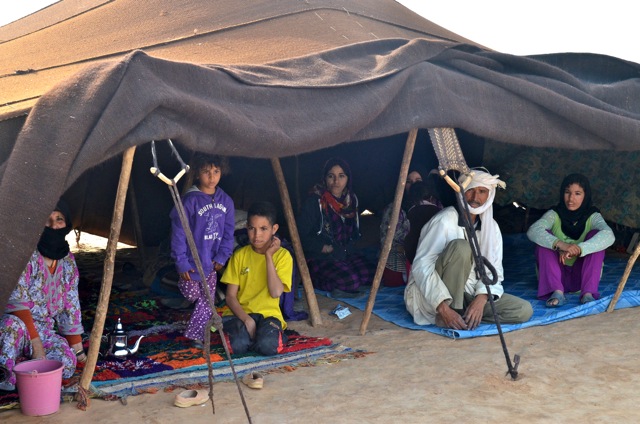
[
  {"left": 74, "top": 285, "right": 343, "bottom": 397},
  {"left": 78, "top": 327, "right": 333, "bottom": 382},
  {"left": 0, "top": 267, "right": 359, "bottom": 408},
  {"left": 90, "top": 343, "right": 355, "bottom": 397},
  {"left": 329, "top": 233, "right": 640, "bottom": 339},
  {"left": 0, "top": 392, "right": 18, "bottom": 412},
  {"left": 0, "top": 327, "right": 352, "bottom": 406}
]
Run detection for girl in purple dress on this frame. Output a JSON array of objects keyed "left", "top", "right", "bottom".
[{"left": 170, "top": 154, "right": 235, "bottom": 342}]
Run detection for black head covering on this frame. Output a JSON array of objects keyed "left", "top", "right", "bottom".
[
  {"left": 37, "top": 200, "right": 73, "bottom": 259},
  {"left": 552, "top": 173, "right": 599, "bottom": 240},
  {"left": 406, "top": 165, "right": 428, "bottom": 182},
  {"left": 407, "top": 179, "right": 440, "bottom": 207},
  {"left": 53, "top": 200, "right": 73, "bottom": 233}
]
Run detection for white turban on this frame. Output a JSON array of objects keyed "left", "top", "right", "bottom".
[
  {"left": 463, "top": 170, "right": 506, "bottom": 272},
  {"left": 465, "top": 171, "right": 506, "bottom": 215}
]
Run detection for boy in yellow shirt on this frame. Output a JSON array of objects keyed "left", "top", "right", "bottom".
[{"left": 221, "top": 201, "right": 293, "bottom": 355}]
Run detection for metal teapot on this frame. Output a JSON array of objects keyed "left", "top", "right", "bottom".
[{"left": 107, "top": 318, "right": 144, "bottom": 357}]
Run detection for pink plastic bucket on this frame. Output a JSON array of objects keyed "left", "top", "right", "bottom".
[{"left": 13, "top": 359, "right": 63, "bottom": 416}]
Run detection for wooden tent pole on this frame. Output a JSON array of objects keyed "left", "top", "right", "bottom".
[
  {"left": 270, "top": 157, "right": 322, "bottom": 326},
  {"left": 359, "top": 128, "right": 417, "bottom": 336},
  {"left": 606, "top": 240, "right": 640, "bottom": 312},
  {"left": 79, "top": 146, "right": 136, "bottom": 394}
]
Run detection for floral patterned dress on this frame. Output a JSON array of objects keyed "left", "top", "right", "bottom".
[{"left": 0, "top": 251, "right": 84, "bottom": 386}]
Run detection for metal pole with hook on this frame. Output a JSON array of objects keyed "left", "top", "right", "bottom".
[
  {"left": 429, "top": 127, "right": 521, "bottom": 380},
  {"left": 448, "top": 173, "right": 520, "bottom": 380},
  {"left": 150, "top": 140, "right": 252, "bottom": 422}
]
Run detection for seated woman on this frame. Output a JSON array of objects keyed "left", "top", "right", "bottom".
[
  {"left": 0, "top": 201, "right": 86, "bottom": 391},
  {"left": 297, "top": 157, "right": 375, "bottom": 297},
  {"left": 403, "top": 179, "right": 443, "bottom": 265},
  {"left": 379, "top": 168, "right": 424, "bottom": 287},
  {"left": 527, "top": 174, "right": 614, "bottom": 307}
]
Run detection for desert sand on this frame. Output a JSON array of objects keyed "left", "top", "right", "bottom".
[
  {"left": 3, "top": 292, "right": 640, "bottom": 424},
  {"left": 3, "top": 234, "right": 640, "bottom": 423}
]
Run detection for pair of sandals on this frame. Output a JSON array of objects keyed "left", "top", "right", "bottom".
[{"left": 546, "top": 291, "right": 595, "bottom": 307}]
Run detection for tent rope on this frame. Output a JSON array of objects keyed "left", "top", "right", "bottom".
[
  {"left": 150, "top": 140, "right": 253, "bottom": 422},
  {"left": 428, "top": 128, "right": 520, "bottom": 380}
]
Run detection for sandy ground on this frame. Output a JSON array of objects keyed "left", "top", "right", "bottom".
[
  {"left": 3, "top": 234, "right": 640, "bottom": 423},
  {"left": 4, "top": 295, "right": 640, "bottom": 423}
]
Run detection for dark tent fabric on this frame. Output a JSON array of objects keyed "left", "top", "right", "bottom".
[{"left": 2, "top": 0, "right": 640, "bottom": 310}]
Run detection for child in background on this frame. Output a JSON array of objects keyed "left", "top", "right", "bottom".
[
  {"left": 221, "top": 201, "right": 292, "bottom": 356},
  {"left": 170, "top": 154, "right": 235, "bottom": 342}
]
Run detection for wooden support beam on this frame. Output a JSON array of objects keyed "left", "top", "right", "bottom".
[
  {"left": 271, "top": 157, "right": 322, "bottom": 326},
  {"left": 359, "top": 128, "right": 417, "bottom": 335},
  {"left": 79, "top": 146, "right": 136, "bottom": 395},
  {"left": 607, "top": 239, "right": 640, "bottom": 312}
]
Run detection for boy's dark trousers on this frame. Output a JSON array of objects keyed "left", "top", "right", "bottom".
[{"left": 222, "top": 313, "right": 287, "bottom": 356}]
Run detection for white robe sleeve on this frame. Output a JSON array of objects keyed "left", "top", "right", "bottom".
[{"left": 404, "top": 208, "right": 461, "bottom": 325}]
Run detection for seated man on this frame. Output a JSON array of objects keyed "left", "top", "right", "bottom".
[
  {"left": 404, "top": 170, "right": 533, "bottom": 330},
  {"left": 220, "top": 201, "right": 292, "bottom": 355}
]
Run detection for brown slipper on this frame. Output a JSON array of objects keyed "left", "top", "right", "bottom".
[{"left": 242, "top": 371, "right": 264, "bottom": 389}]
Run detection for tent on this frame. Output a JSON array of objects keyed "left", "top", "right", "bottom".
[
  {"left": 0, "top": 0, "right": 490, "bottom": 292},
  {"left": 2, "top": 0, "right": 640, "bottom": 338}
]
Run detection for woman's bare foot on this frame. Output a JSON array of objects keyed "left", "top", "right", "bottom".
[
  {"left": 581, "top": 293, "right": 595, "bottom": 304},
  {"left": 545, "top": 290, "right": 566, "bottom": 307}
]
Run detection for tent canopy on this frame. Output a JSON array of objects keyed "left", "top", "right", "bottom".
[{"left": 2, "top": 0, "right": 640, "bottom": 309}]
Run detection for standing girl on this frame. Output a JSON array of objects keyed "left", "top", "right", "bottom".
[{"left": 170, "top": 154, "right": 235, "bottom": 341}]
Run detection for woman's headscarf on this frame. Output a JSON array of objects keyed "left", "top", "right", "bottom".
[
  {"left": 552, "top": 173, "right": 599, "bottom": 240},
  {"left": 402, "top": 165, "right": 428, "bottom": 210},
  {"left": 313, "top": 157, "right": 357, "bottom": 219},
  {"left": 406, "top": 165, "right": 427, "bottom": 187},
  {"left": 37, "top": 200, "right": 73, "bottom": 260},
  {"left": 407, "top": 179, "right": 442, "bottom": 211}
]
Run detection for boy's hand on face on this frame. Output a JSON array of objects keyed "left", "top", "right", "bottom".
[
  {"left": 266, "top": 236, "right": 281, "bottom": 257},
  {"left": 243, "top": 316, "right": 257, "bottom": 340}
]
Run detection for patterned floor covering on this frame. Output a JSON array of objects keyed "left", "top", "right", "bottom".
[
  {"left": 330, "top": 233, "right": 640, "bottom": 339},
  {"left": 73, "top": 285, "right": 343, "bottom": 397},
  {"left": 0, "top": 259, "right": 356, "bottom": 406}
]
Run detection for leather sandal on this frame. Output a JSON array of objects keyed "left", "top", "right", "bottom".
[
  {"left": 174, "top": 389, "right": 209, "bottom": 407},
  {"left": 242, "top": 371, "right": 264, "bottom": 389}
]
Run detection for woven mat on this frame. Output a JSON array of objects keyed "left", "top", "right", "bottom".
[{"left": 330, "top": 233, "right": 640, "bottom": 339}]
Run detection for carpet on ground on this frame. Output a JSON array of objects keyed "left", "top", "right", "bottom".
[
  {"left": 0, "top": 260, "right": 364, "bottom": 409},
  {"left": 329, "top": 233, "right": 640, "bottom": 339},
  {"left": 75, "top": 286, "right": 351, "bottom": 398}
]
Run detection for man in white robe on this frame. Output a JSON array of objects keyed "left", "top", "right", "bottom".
[{"left": 404, "top": 170, "right": 533, "bottom": 329}]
